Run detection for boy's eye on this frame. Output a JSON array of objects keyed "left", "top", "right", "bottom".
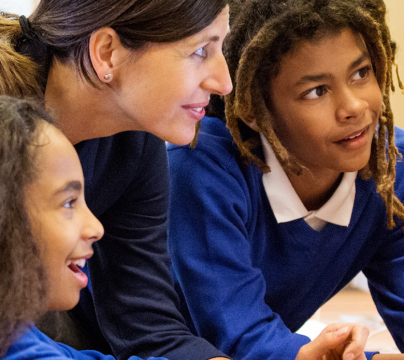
[
  {"left": 194, "top": 46, "right": 207, "bottom": 58},
  {"left": 304, "top": 86, "right": 327, "bottom": 100},
  {"left": 353, "top": 66, "right": 370, "bottom": 80}
]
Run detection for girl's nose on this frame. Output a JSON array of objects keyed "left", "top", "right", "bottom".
[{"left": 83, "top": 207, "right": 104, "bottom": 243}]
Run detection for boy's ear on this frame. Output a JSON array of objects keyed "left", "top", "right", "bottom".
[
  {"left": 243, "top": 109, "right": 276, "bottom": 134},
  {"left": 246, "top": 119, "right": 261, "bottom": 133},
  {"left": 89, "top": 27, "right": 125, "bottom": 83}
]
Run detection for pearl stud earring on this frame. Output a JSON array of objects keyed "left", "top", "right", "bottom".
[{"left": 104, "top": 74, "right": 112, "bottom": 81}]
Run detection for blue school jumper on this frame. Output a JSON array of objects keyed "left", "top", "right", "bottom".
[
  {"left": 4, "top": 326, "right": 167, "bottom": 360},
  {"left": 167, "top": 116, "right": 402, "bottom": 360}
]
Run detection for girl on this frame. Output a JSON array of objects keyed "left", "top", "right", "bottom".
[
  {"left": 0, "top": 95, "right": 368, "bottom": 360},
  {"left": 0, "top": 1, "right": 232, "bottom": 359},
  {"left": 0, "top": 95, "right": 163, "bottom": 360},
  {"left": 167, "top": 0, "right": 404, "bottom": 359}
]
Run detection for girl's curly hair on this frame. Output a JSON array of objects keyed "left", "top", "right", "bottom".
[
  {"left": 0, "top": 95, "right": 54, "bottom": 356},
  {"left": 223, "top": 0, "right": 404, "bottom": 229}
]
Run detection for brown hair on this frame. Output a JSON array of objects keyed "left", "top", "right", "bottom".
[
  {"left": 0, "top": 96, "right": 53, "bottom": 356},
  {"left": 223, "top": 0, "right": 404, "bottom": 229},
  {"left": 0, "top": 0, "right": 228, "bottom": 95}
]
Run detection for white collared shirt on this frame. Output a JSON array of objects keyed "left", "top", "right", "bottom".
[{"left": 260, "top": 134, "right": 357, "bottom": 231}]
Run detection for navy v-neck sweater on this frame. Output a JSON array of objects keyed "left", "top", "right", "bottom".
[{"left": 71, "top": 131, "right": 226, "bottom": 360}]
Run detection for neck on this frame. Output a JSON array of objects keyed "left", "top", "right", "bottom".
[
  {"left": 287, "top": 168, "right": 343, "bottom": 211},
  {"left": 44, "top": 61, "right": 135, "bottom": 145}
]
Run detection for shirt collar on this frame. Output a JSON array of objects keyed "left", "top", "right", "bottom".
[{"left": 260, "top": 134, "right": 357, "bottom": 227}]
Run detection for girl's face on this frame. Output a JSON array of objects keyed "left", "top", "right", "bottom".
[
  {"left": 113, "top": 5, "right": 232, "bottom": 145},
  {"left": 268, "top": 28, "right": 382, "bottom": 179},
  {"left": 25, "top": 123, "right": 104, "bottom": 311}
]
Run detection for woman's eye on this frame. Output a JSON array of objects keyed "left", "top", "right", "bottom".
[
  {"left": 353, "top": 66, "right": 370, "bottom": 80},
  {"left": 194, "top": 47, "right": 207, "bottom": 58},
  {"left": 305, "top": 86, "right": 327, "bottom": 99}
]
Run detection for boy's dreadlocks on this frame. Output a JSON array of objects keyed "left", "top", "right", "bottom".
[{"left": 224, "top": 0, "right": 404, "bottom": 229}]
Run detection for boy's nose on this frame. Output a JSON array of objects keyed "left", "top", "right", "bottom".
[{"left": 336, "top": 88, "right": 368, "bottom": 122}]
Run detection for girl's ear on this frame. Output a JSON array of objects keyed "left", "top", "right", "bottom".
[{"left": 89, "top": 27, "right": 125, "bottom": 83}]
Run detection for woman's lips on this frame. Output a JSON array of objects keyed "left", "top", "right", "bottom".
[{"left": 182, "top": 102, "right": 209, "bottom": 121}]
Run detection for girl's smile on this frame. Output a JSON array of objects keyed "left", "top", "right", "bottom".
[{"left": 24, "top": 123, "right": 104, "bottom": 311}]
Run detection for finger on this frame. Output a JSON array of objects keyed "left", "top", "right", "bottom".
[
  {"left": 299, "top": 325, "right": 351, "bottom": 360},
  {"left": 341, "top": 324, "right": 369, "bottom": 360}
]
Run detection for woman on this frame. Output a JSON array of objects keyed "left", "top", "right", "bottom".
[{"left": 0, "top": 1, "right": 232, "bottom": 359}]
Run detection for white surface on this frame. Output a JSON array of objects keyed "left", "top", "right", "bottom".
[
  {"left": 350, "top": 272, "right": 370, "bottom": 292},
  {"left": 0, "top": 0, "right": 37, "bottom": 16},
  {"left": 296, "top": 319, "right": 328, "bottom": 340}
]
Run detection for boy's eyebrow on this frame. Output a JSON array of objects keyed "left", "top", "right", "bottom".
[
  {"left": 349, "top": 52, "right": 371, "bottom": 72},
  {"left": 295, "top": 51, "right": 371, "bottom": 86},
  {"left": 55, "top": 180, "right": 82, "bottom": 194}
]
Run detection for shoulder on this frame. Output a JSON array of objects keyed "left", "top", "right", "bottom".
[
  {"left": 394, "top": 126, "right": 404, "bottom": 197},
  {"left": 4, "top": 327, "right": 65, "bottom": 359},
  {"left": 76, "top": 131, "right": 165, "bottom": 162},
  {"left": 167, "top": 117, "right": 240, "bottom": 172}
]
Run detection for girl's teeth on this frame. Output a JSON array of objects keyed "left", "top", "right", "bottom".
[
  {"left": 193, "top": 107, "right": 203, "bottom": 112},
  {"left": 72, "top": 259, "right": 86, "bottom": 268}
]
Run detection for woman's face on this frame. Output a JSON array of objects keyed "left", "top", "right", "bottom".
[
  {"left": 268, "top": 28, "right": 382, "bottom": 178},
  {"left": 25, "top": 123, "right": 104, "bottom": 311},
  {"left": 113, "top": 5, "right": 232, "bottom": 145}
]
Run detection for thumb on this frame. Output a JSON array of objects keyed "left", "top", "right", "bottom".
[{"left": 298, "top": 326, "right": 350, "bottom": 360}]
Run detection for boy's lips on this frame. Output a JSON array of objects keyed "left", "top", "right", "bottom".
[{"left": 335, "top": 125, "right": 370, "bottom": 143}]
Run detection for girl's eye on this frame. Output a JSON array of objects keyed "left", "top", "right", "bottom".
[
  {"left": 194, "top": 46, "right": 207, "bottom": 58},
  {"left": 353, "top": 66, "right": 370, "bottom": 80},
  {"left": 304, "top": 86, "right": 327, "bottom": 100},
  {"left": 63, "top": 199, "right": 77, "bottom": 209}
]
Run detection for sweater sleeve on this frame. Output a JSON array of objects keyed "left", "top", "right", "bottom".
[
  {"left": 167, "top": 143, "right": 310, "bottom": 360},
  {"left": 85, "top": 134, "right": 227, "bottom": 360},
  {"left": 4, "top": 328, "right": 168, "bottom": 360},
  {"left": 363, "top": 218, "right": 404, "bottom": 352},
  {"left": 362, "top": 131, "right": 404, "bottom": 353}
]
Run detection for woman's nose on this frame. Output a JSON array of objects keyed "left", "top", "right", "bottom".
[{"left": 202, "top": 54, "right": 233, "bottom": 96}]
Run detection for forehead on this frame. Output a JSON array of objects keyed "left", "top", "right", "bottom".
[
  {"left": 27, "top": 124, "right": 83, "bottom": 200},
  {"left": 182, "top": 5, "right": 230, "bottom": 47},
  {"left": 277, "top": 29, "right": 369, "bottom": 77}
]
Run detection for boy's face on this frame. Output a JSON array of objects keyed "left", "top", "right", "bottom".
[
  {"left": 268, "top": 28, "right": 382, "bottom": 178},
  {"left": 24, "top": 123, "right": 103, "bottom": 311}
]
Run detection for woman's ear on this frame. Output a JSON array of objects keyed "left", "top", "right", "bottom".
[{"left": 89, "top": 27, "right": 125, "bottom": 83}]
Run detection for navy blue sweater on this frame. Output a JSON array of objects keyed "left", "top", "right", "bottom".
[
  {"left": 167, "top": 117, "right": 402, "bottom": 360},
  {"left": 70, "top": 131, "right": 226, "bottom": 360}
]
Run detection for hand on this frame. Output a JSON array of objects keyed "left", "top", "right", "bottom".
[{"left": 296, "top": 323, "right": 369, "bottom": 360}]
